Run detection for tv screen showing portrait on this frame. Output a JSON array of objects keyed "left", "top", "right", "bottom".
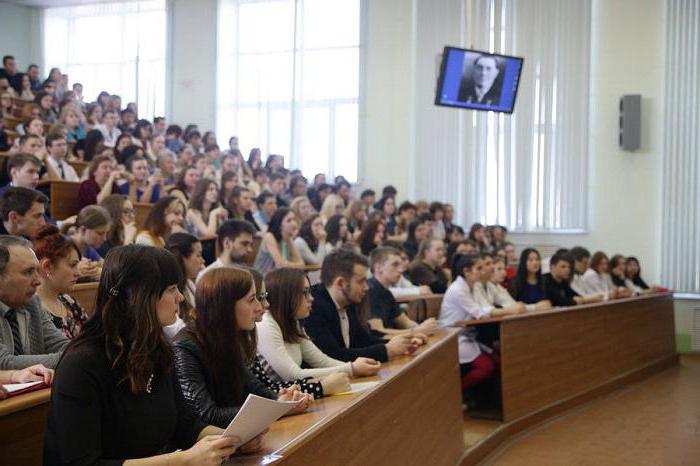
[{"left": 435, "top": 46, "right": 524, "bottom": 114}]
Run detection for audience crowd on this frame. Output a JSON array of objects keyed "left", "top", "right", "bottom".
[{"left": 0, "top": 56, "right": 664, "bottom": 461}]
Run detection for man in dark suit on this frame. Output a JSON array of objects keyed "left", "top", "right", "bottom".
[
  {"left": 458, "top": 54, "right": 502, "bottom": 106},
  {"left": 304, "top": 249, "right": 417, "bottom": 363}
]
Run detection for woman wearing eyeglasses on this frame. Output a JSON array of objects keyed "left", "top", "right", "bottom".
[
  {"left": 99, "top": 194, "right": 138, "bottom": 255},
  {"left": 256, "top": 268, "right": 380, "bottom": 394}
]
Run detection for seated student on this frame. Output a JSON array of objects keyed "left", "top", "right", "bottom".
[
  {"left": 408, "top": 238, "right": 449, "bottom": 294},
  {"left": 121, "top": 155, "right": 162, "bottom": 203},
  {"left": 98, "top": 194, "right": 137, "bottom": 255},
  {"left": 468, "top": 223, "right": 490, "bottom": 252},
  {"left": 324, "top": 214, "right": 350, "bottom": 252},
  {"left": 257, "top": 267, "right": 380, "bottom": 385},
  {"left": 164, "top": 233, "right": 203, "bottom": 331},
  {"left": 69, "top": 205, "right": 111, "bottom": 263},
  {"left": 174, "top": 267, "right": 310, "bottom": 430},
  {"left": 77, "top": 155, "right": 123, "bottom": 209},
  {"left": 625, "top": 256, "right": 661, "bottom": 292},
  {"left": 0, "top": 153, "right": 41, "bottom": 194},
  {"left": 59, "top": 106, "right": 86, "bottom": 143},
  {"left": 304, "top": 249, "right": 417, "bottom": 363},
  {"left": 44, "top": 245, "right": 241, "bottom": 463},
  {"left": 187, "top": 178, "right": 228, "bottom": 237},
  {"left": 581, "top": 251, "right": 620, "bottom": 299},
  {"left": 289, "top": 196, "right": 313, "bottom": 224},
  {"left": 543, "top": 252, "right": 604, "bottom": 307},
  {"left": 472, "top": 253, "right": 528, "bottom": 313},
  {"left": 0, "top": 235, "right": 68, "bottom": 369},
  {"left": 94, "top": 109, "right": 121, "bottom": 147},
  {"left": 609, "top": 254, "right": 639, "bottom": 296},
  {"left": 268, "top": 172, "right": 289, "bottom": 208},
  {"left": 33, "top": 225, "right": 88, "bottom": 339},
  {"left": 0, "top": 187, "right": 47, "bottom": 238},
  {"left": 0, "top": 364, "right": 53, "bottom": 400},
  {"left": 247, "top": 267, "right": 349, "bottom": 398},
  {"left": 569, "top": 246, "right": 596, "bottom": 297},
  {"left": 380, "top": 241, "right": 432, "bottom": 299},
  {"left": 368, "top": 246, "right": 438, "bottom": 337},
  {"left": 392, "top": 201, "right": 416, "bottom": 241},
  {"left": 508, "top": 248, "right": 550, "bottom": 306},
  {"left": 227, "top": 186, "right": 256, "bottom": 225},
  {"left": 254, "top": 208, "right": 304, "bottom": 275},
  {"left": 135, "top": 196, "right": 187, "bottom": 247},
  {"left": 319, "top": 193, "right": 345, "bottom": 224},
  {"left": 446, "top": 240, "right": 478, "bottom": 271},
  {"left": 44, "top": 134, "right": 79, "bottom": 181},
  {"left": 197, "top": 219, "right": 257, "bottom": 282},
  {"left": 168, "top": 165, "right": 201, "bottom": 203},
  {"left": 429, "top": 202, "right": 446, "bottom": 240},
  {"left": 252, "top": 191, "right": 277, "bottom": 232},
  {"left": 438, "top": 254, "right": 523, "bottom": 393},
  {"left": 487, "top": 255, "right": 550, "bottom": 314},
  {"left": 357, "top": 219, "right": 386, "bottom": 256},
  {"left": 294, "top": 214, "right": 329, "bottom": 265},
  {"left": 403, "top": 218, "right": 429, "bottom": 260}
]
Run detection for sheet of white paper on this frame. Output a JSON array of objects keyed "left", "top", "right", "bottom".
[
  {"left": 2, "top": 381, "right": 44, "bottom": 393},
  {"left": 334, "top": 381, "right": 380, "bottom": 396},
  {"left": 222, "top": 394, "right": 298, "bottom": 445}
]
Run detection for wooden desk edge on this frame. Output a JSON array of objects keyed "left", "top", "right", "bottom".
[
  {"left": 0, "top": 388, "right": 51, "bottom": 417},
  {"left": 272, "top": 328, "right": 460, "bottom": 457},
  {"left": 395, "top": 293, "right": 444, "bottom": 304},
  {"left": 462, "top": 292, "right": 673, "bottom": 326}
]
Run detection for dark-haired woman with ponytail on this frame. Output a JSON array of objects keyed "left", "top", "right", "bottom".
[{"left": 44, "top": 245, "right": 241, "bottom": 465}]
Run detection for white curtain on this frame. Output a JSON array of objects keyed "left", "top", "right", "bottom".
[
  {"left": 43, "top": 0, "right": 167, "bottom": 119},
  {"left": 414, "top": 0, "right": 591, "bottom": 232},
  {"left": 217, "top": 0, "right": 360, "bottom": 180},
  {"left": 661, "top": 0, "right": 700, "bottom": 292}
]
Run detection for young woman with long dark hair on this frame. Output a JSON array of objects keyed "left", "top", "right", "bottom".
[{"left": 44, "top": 245, "right": 240, "bottom": 464}]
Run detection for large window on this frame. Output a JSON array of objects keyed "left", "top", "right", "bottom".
[
  {"left": 217, "top": 0, "right": 360, "bottom": 180},
  {"left": 43, "top": 0, "right": 166, "bottom": 119}
]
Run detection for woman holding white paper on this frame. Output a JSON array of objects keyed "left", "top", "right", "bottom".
[
  {"left": 257, "top": 268, "right": 381, "bottom": 387},
  {"left": 44, "top": 245, "right": 241, "bottom": 465},
  {"left": 173, "top": 267, "right": 312, "bottom": 432}
]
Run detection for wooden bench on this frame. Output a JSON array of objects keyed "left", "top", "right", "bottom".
[
  {"left": 396, "top": 293, "right": 444, "bottom": 322},
  {"left": 0, "top": 330, "right": 463, "bottom": 466},
  {"left": 36, "top": 179, "right": 81, "bottom": 221},
  {"left": 71, "top": 282, "right": 99, "bottom": 316},
  {"left": 2, "top": 116, "right": 22, "bottom": 131}
]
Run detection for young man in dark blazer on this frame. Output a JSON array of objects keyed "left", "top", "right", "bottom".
[{"left": 304, "top": 249, "right": 416, "bottom": 363}]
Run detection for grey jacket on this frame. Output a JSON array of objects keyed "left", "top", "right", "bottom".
[{"left": 0, "top": 295, "right": 69, "bottom": 369}]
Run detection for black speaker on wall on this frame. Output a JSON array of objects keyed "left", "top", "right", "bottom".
[{"left": 619, "top": 95, "right": 641, "bottom": 151}]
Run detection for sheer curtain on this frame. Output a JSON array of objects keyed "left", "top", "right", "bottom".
[
  {"left": 414, "top": 0, "right": 591, "bottom": 232},
  {"left": 43, "top": 0, "right": 167, "bottom": 119},
  {"left": 217, "top": 0, "right": 360, "bottom": 180},
  {"left": 661, "top": 0, "right": 700, "bottom": 292}
]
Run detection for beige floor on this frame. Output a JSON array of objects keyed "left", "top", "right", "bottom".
[{"left": 481, "top": 354, "right": 700, "bottom": 466}]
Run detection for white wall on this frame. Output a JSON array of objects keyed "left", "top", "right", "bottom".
[
  {"left": 0, "top": 3, "right": 42, "bottom": 70},
  {"left": 167, "top": 0, "right": 218, "bottom": 131},
  {"left": 359, "top": 0, "right": 666, "bottom": 284}
]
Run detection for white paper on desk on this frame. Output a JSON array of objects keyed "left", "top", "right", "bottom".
[
  {"left": 2, "top": 381, "right": 44, "bottom": 393},
  {"left": 222, "top": 394, "right": 298, "bottom": 445},
  {"left": 333, "top": 381, "right": 380, "bottom": 396}
]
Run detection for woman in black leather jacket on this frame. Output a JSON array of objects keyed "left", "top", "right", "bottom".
[{"left": 173, "top": 267, "right": 312, "bottom": 432}]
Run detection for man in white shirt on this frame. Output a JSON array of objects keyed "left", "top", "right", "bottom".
[
  {"left": 44, "top": 134, "right": 79, "bottom": 182},
  {"left": 196, "top": 220, "right": 256, "bottom": 283},
  {"left": 95, "top": 110, "right": 121, "bottom": 147}
]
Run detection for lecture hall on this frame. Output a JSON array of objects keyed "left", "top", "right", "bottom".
[{"left": 0, "top": 0, "right": 698, "bottom": 465}]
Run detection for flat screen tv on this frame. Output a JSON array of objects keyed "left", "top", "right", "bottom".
[{"left": 435, "top": 46, "right": 524, "bottom": 114}]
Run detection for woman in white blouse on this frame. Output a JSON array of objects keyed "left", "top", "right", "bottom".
[
  {"left": 256, "top": 268, "right": 380, "bottom": 386},
  {"left": 582, "top": 251, "right": 628, "bottom": 299}
]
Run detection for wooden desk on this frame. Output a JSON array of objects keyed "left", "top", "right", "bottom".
[
  {"left": 229, "top": 328, "right": 464, "bottom": 465},
  {"left": 36, "top": 179, "right": 81, "bottom": 221},
  {"left": 71, "top": 282, "right": 99, "bottom": 316},
  {"left": 0, "top": 388, "right": 51, "bottom": 466},
  {"left": 396, "top": 293, "right": 443, "bottom": 322},
  {"left": 68, "top": 160, "right": 88, "bottom": 178},
  {"left": 463, "top": 293, "right": 677, "bottom": 424}
]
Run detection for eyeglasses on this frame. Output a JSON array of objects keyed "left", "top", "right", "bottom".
[
  {"left": 256, "top": 291, "right": 269, "bottom": 303},
  {"left": 122, "top": 208, "right": 136, "bottom": 216}
]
